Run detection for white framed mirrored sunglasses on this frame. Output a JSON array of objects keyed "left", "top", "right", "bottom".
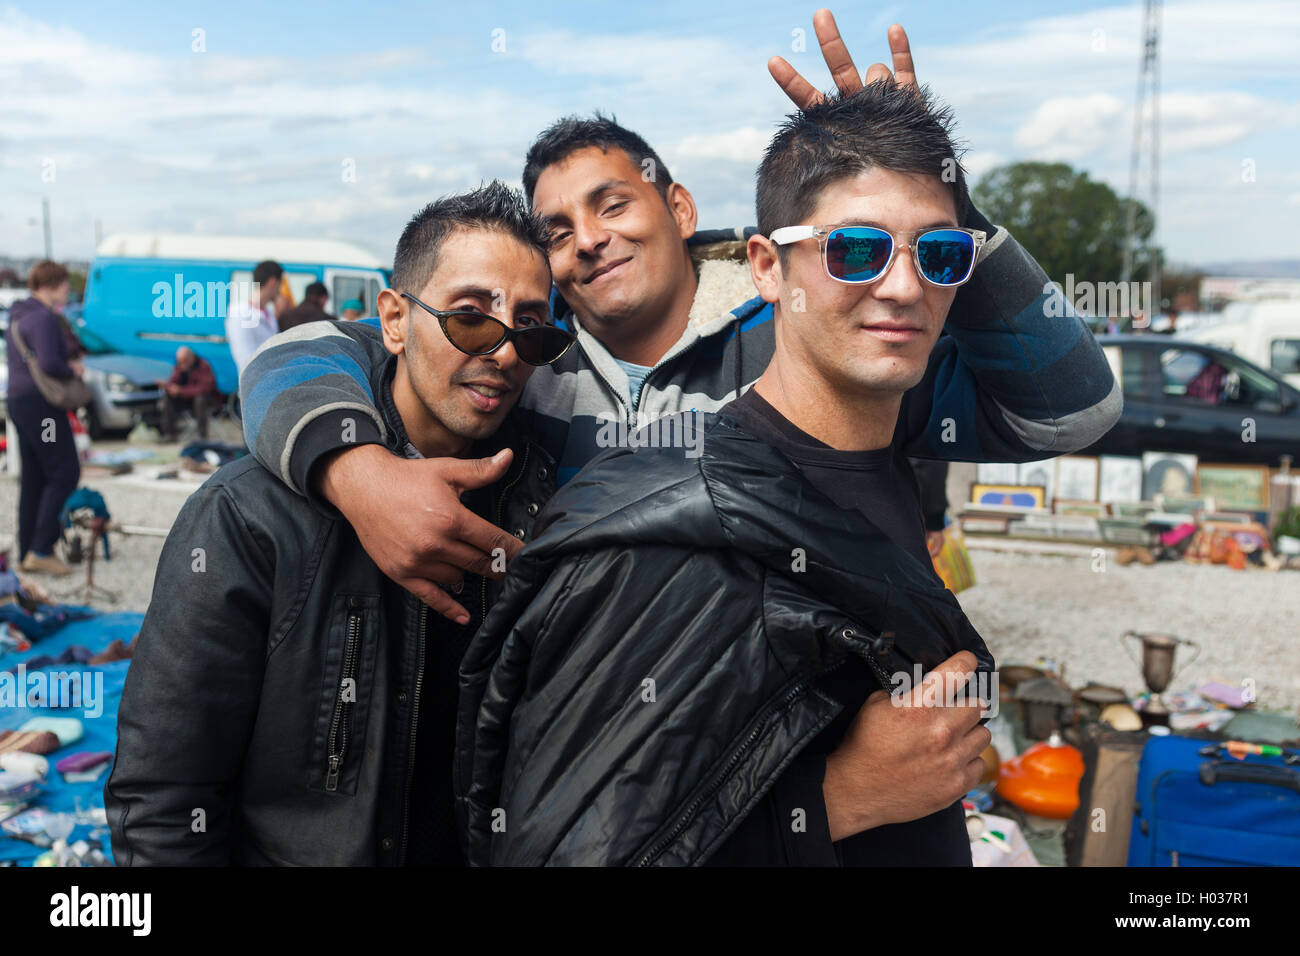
[{"left": 769, "top": 224, "right": 988, "bottom": 287}]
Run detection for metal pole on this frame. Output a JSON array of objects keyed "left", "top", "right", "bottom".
[
  {"left": 42, "top": 197, "right": 53, "bottom": 259},
  {"left": 1149, "top": 0, "right": 1162, "bottom": 315}
]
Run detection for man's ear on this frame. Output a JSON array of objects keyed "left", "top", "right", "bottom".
[
  {"left": 665, "top": 182, "right": 699, "bottom": 240},
  {"left": 376, "top": 288, "right": 406, "bottom": 356},
  {"left": 747, "top": 235, "right": 782, "bottom": 305}
]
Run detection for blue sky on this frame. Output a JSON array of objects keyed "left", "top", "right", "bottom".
[{"left": 3, "top": 0, "right": 1298, "bottom": 268}]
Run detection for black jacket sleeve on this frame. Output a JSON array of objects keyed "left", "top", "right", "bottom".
[
  {"left": 104, "top": 481, "right": 275, "bottom": 865},
  {"left": 909, "top": 458, "right": 951, "bottom": 532}
]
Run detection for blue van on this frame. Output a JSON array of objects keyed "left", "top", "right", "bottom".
[{"left": 81, "top": 233, "right": 390, "bottom": 395}]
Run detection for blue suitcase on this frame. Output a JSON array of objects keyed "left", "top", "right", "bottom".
[{"left": 1128, "top": 734, "right": 1300, "bottom": 866}]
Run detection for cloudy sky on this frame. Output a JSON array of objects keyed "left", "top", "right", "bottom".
[{"left": 2, "top": 0, "right": 1297, "bottom": 268}]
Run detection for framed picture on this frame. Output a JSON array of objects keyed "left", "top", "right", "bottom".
[
  {"left": 1098, "top": 456, "right": 1144, "bottom": 504},
  {"left": 1201, "top": 511, "right": 1254, "bottom": 525},
  {"left": 1142, "top": 452, "right": 1198, "bottom": 500},
  {"left": 1054, "top": 499, "right": 1110, "bottom": 518},
  {"left": 1196, "top": 463, "right": 1271, "bottom": 511},
  {"left": 971, "top": 483, "right": 1046, "bottom": 509},
  {"left": 1112, "top": 500, "right": 1157, "bottom": 520},
  {"left": 959, "top": 515, "right": 1011, "bottom": 535},
  {"left": 1016, "top": 461, "right": 1056, "bottom": 505},
  {"left": 1056, "top": 456, "right": 1100, "bottom": 502},
  {"left": 977, "top": 462, "right": 1018, "bottom": 485},
  {"left": 1098, "top": 519, "right": 1158, "bottom": 546}
]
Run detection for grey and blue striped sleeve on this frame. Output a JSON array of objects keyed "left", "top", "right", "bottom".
[
  {"left": 238, "top": 319, "right": 390, "bottom": 501},
  {"left": 900, "top": 209, "right": 1123, "bottom": 462}
]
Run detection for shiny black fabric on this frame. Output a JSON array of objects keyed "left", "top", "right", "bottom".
[
  {"left": 455, "top": 411, "right": 995, "bottom": 866},
  {"left": 107, "top": 358, "right": 555, "bottom": 866}
]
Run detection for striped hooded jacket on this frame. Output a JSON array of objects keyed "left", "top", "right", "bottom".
[{"left": 237, "top": 212, "right": 1122, "bottom": 501}]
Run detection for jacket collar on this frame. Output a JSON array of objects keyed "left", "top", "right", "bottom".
[
  {"left": 374, "top": 352, "right": 537, "bottom": 480},
  {"left": 556, "top": 257, "right": 762, "bottom": 380},
  {"left": 523, "top": 409, "right": 989, "bottom": 672}
]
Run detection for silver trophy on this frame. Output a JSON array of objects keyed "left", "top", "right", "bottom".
[{"left": 1121, "top": 631, "right": 1201, "bottom": 724}]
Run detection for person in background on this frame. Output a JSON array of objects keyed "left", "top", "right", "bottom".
[
  {"left": 276, "top": 282, "right": 335, "bottom": 332},
  {"left": 4, "top": 261, "right": 82, "bottom": 576},
  {"left": 157, "top": 346, "right": 221, "bottom": 440},
  {"left": 224, "top": 259, "right": 282, "bottom": 375},
  {"left": 340, "top": 298, "right": 365, "bottom": 321}
]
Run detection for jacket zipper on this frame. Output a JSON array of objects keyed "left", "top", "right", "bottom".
[
  {"left": 324, "top": 607, "right": 364, "bottom": 792},
  {"left": 840, "top": 625, "right": 898, "bottom": 693},
  {"left": 632, "top": 362, "right": 667, "bottom": 425},
  {"left": 397, "top": 602, "right": 428, "bottom": 863},
  {"left": 586, "top": 355, "right": 632, "bottom": 427},
  {"left": 633, "top": 667, "right": 839, "bottom": 867},
  {"left": 485, "top": 444, "right": 531, "bottom": 623}
]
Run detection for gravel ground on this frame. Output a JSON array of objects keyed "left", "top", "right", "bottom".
[
  {"left": 4, "top": 456, "right": 1299, "bottom": 714},
  {"left": 958, "top": 548, "right": 1300, "bottom": 714},
  {"left": 1, "top": 442, "right": 199, "bottom": 611}
]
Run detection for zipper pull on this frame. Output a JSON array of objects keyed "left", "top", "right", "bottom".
[
  {"left": 841, "top": 626, "right": 898, "bottom": 691},
  {"left": 325, "top": 755, "right": 341, "bottom": 792}
]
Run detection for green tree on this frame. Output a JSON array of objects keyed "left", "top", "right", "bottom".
[{"left": 972, "top": 161, "right": 1159, "bottom": 294}]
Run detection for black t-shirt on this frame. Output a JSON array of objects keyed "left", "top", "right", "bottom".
[
  {"left": 707, "top": 387, "right": 970, "bottom": 866},
  {"left": 722, "top": 387, "right": 936, "bottom": 572}
]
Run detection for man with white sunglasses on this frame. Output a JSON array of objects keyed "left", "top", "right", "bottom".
[{"left": 453, "top": 80, "right": 1116, "bottom": 866}]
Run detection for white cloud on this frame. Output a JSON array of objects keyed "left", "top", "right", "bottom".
[
  {"left": 2, "top": 1, "right": 1298, "bottom": 267},
  {"left": 1013, "top": 93, "right": 1126, "bottom": 161},
  {"left": 668, "top": 127, "right": 770, "bottom": 165}
]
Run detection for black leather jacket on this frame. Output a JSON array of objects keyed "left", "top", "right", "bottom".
[
  {"left": 107, "top": 356, "right": 555, "bottom": 865},
  {"left": 455, "top": 410, "right": 995, "bottom": 866}
]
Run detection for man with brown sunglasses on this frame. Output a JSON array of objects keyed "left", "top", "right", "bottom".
[{"left": 107, "top": 183, "right": 571, "bottom": 866}]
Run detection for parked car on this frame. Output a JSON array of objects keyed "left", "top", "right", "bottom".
[
  {"left": 1185, "top": 300, "right": 1300, "bottom": 389},
  {"left": 74, "top": 325, "right": 173, "bottom": 438},
  {"left": 80, "top": 352, "right": 174, "bottom": 438},
  {"left": 0, "top": 333, "right": 8, "bottom": 424},
  {"left": 1080, "top": 334, "right": 1300, "bottom": 465},
  {"left": 2, "top": 308, "right": 171, "bottom": 438}
]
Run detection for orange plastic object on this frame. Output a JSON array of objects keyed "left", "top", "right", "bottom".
[{"left": 996, "top": 740, "right": 1084, "bottom": 819}]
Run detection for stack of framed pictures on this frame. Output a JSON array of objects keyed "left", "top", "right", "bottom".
[
  {"left": 1194, "top": 463, "right": 1270, "bottom": 512},
  {"left": 967, "top": 454, "right": 1298, "bottom": 546}
]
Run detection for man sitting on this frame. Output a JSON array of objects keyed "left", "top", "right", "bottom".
[{"left": 157, "top": 346, "right": 222, "bottom": 440}]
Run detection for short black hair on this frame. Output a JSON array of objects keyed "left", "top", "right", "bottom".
[
  {"left": 390, "top": 180, "right": 550, "bottom": 294},
  {"left": 521, "top": 112, "right": 673, "bottom": 208},
  {"left": 756, "top": 82, "right": 969, "bottom": 244},
  {"left": 304, "top": 281, "right": 328, "bottom": 301},
  {"left": 252, "top": 260, "right": 283, "bottom": 287}
]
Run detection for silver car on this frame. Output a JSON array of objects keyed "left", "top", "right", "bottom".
[
  {"left": 1, "top": 311, "right": 172, "bottom": 437},
  {"left": 80, "top": 352, "right": 175, "bottom": 438}
]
